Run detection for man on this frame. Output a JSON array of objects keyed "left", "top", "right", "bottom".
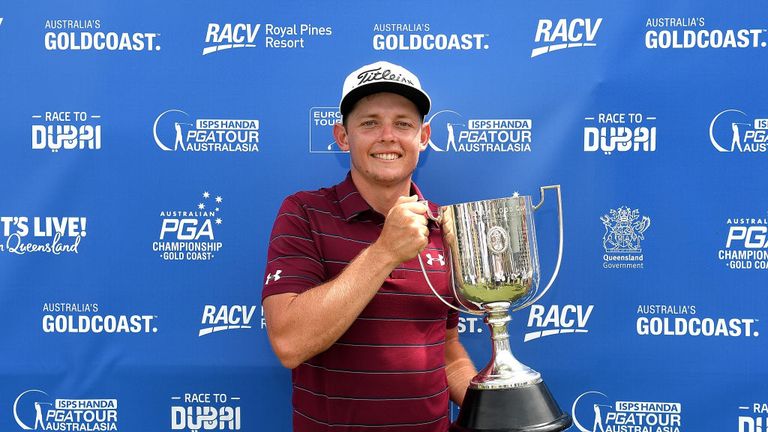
[{"left": 262, "top": 61, "right": 476, "bottom": 431}]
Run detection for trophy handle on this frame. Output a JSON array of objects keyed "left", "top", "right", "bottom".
[
  {"left": 418, "top": 252, "right": 484, "bottom": 316},
  {"left": 513, "top": 185, "right": 564, "bottom": 312},
  {"left": 418, "top": 201, "right": 485, "bottom": 316}
]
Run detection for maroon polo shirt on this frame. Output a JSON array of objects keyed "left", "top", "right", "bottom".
[{"left": 262, "top": 172, "right": 458, "bottom": 432}]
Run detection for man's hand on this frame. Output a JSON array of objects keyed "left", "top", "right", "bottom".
[{"left": 372, "top": 195, "right": 429, "bottom": 265}]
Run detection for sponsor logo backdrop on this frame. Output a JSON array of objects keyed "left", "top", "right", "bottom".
[{"left": 1, "top": 1, "right": 766, "bottom": 431}]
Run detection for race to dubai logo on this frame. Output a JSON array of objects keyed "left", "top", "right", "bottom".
[
  {"left": 308, "top": 106, "right": 344, "bottom": 153},
  {"left": 153, "top": 109, "right": 260, "bottom": 153},
  {"left": 531, "top": 18, "right": 603, "bottom": 58},
  {"left": 171, "top": 393, "right": 241, "bottom": 431},
  {"left": 32, "top": 111, "right": 101, "bottom": 152},
  {"left": 44, "top": 19, "right": 160, "bottom": 52},
  {"left": 709, "top": 109, "right": 768, "bottom": 153},
  {"left": 583, "top": 113, "right": 657, "bottom": 155},
  {"left": 152, "top": 191, "right": 223, "bottom": 262},
  {"left": 719, "top": 216, "right": 768, "bottom": 270},
  {"left": 645, "top": 17, "right": 768, "bottom": 50},
  {"left": 203, "top": 22, "right": 332, "bottom": 54},
  {"left": 0, "top": 216, "right": 86, "bottom": 255},
  {"left": 571, "top": 391, "right": 682, "bottom": 432},
  {"left": 427, "top": 110, "right": 533, "bottom": 153},
  {"left": 739, "top": 403, "right": 768, "bottom": 432},
  {"left": 601, "top": 206, "right": 650, "bottom": 269},
  {"left": 14, "top": 389, "right": 118, "bottom": 431},
  {"left": 372, "top": 23, "right": 489, "bottom": 51}
]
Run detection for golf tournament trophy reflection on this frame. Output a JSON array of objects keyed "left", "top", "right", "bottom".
[{"left": 419, "top": 185, "right": 572, "bottom": 432}]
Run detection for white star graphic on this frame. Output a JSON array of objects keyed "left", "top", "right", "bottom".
[
  {"left": 215, "top": 196, "right": 223, "bottom": 203},
  {"left": 512, "top": 192, "right": 520, "bottom": 198},
  {"left": 198, "top": 203, "right": 205, "bottom": 210},
  {"left": 215, "top": 207, "right": 220, "bottom": 212},
  {"left": 215, "top": 218, "right": 222, "bottom": 225},
  {"left": 203, "top": 192, "right": 210, "bottom": 199}
]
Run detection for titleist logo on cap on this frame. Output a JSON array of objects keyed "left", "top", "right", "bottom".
[{"left": 356, "top": 67, "right": 415, "bottom": 87}]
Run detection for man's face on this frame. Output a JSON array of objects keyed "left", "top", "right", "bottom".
[{"left": 334, "top": 92, "right": 431, "bottom": 189}]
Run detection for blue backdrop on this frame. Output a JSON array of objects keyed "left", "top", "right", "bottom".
[{"left": 2, "top": 1, "right": 767, "bottom": 431}]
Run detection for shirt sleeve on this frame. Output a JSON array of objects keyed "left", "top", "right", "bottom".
[{"left": 261, "top": 195, "right": 326, "bottom": 302}]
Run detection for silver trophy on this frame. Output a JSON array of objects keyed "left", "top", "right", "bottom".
[{"left": 419, "top": 185, "right": 571, "bottom": 432}]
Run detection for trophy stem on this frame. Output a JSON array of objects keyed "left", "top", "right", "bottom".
[{"left": 470, "top": 302, "right": 541, "bottom": 390}]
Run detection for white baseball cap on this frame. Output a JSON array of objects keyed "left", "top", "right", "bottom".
[{"left": 339, "top": 61, "right": 431, "bottom": 117}]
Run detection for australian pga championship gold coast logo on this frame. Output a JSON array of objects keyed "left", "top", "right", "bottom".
[{"left": 153, "top": 191, "right": 224, "bottom": 262}]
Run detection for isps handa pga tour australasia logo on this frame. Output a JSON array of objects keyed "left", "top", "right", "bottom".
[
  {"left": 14, "top": 389, "right": 118, "bottom": 431},
  {"left": 426, "top": 110, "right": 533, "bottom": 153},
  {"left": 153, "top": 109, "right": 260, "bottom": 153},
  {"left": 709, "top": 109, "right": 768, "bottom": 153},
  {"left": 571, "top": 391, "right": 682, "bottom": 432}
]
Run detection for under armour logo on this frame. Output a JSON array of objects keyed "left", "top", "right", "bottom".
[
  {"left": 265, "top": 270, "right": 282, "bottom": 285},
  {"left": 425, "top": 253, "right": 445, "bottom": 266}
]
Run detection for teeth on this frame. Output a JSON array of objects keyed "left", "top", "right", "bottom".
[{"left": 372, "top": 153, "right": 399, "bottom": 160}]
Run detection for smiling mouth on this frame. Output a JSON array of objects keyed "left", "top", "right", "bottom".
[{"left": 371, "top": 153, "right": 402, "bottom": 160}]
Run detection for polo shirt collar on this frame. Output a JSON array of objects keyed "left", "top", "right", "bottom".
[{"left": 335, "top": 172, "right": 434, "bottom": 222}]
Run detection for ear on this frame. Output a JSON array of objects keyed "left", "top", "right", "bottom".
[
  {"left": 418, "top": 122, "right": 431, "bottom": 151},
  {"left": 333, "top": 123, "right": 349, "bottom": 152}
]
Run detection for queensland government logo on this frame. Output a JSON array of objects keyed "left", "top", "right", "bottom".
[
  {"left": 427, "top": 110, "right": 532, "bottom": 153},
  {"left": 636, "top": 304, "right": 758, "bottom": 337},
  {"left": 571, "top": 390, "right": 682, "bottom": 432},
  {"left": 584, "top": 113, "right": 656, "bottom": 155},
  {"left": 199, "top": 305, "right": 262, "bottom": 336},
  {"left": 532, "top": 18, "right": 602, "bottom": 58},
  {"left": 0, "top": 216, "right": 86, "bottom": 255},
  {"left": 32, "top": 111, "right": 101, "bottom": 152},
  {"left": 153, "top": 109, "right": 259, "bottom": 153},
  {"left": 14, "top": 389, "right": 118, "bottom": 431},
  {"left": 42, "top": 302, "right": 158, "bottom": 334},
  {"left": 740, "top": 403, "right": 768, "bottom": 432},
  {"left": 203, "top": 22, "right": 332, "bottom": 54},
  {"left": 372, "top": 23, "right": 489, "bottom": 51},
  {"left": 171, "top": 393, "right": 241, "bottom": 431},
  {"left": 601, "top": 206, "right": 650, "bottom": 269},
  {"left": 645, "top": 17, "right": 767, "bottom": 49},
  {"left": 719, "top": 216, "right": 768, "bottom": 270},
  {"left": 153, "top": 191, "right": 223, "bottom": 261},
  {"left": 525, "top": 304, "right": 593, "bottom": 342},
  {"left": 44, "top": 19, "right": 160, "bottom": 51},
  {"left": 709, "top": 109, "right": 768, "bottom": 153},
  {"left": 308, "top": 106, "right": 343, "bottom": 153}
]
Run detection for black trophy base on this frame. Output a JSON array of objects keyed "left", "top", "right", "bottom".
[{"left": 450, "top": 381, "right": 572, "bottom": 432}]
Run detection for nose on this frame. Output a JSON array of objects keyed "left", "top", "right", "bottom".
[{"left": 379, "top": 122, "right": 396, "bottom": 143}]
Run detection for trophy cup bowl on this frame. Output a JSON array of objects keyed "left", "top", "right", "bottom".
[{"left": 419, "top": 185, "right": 572, "bottom": 432}]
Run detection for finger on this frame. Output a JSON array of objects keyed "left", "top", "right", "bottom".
[
  {"left": 395, "top": 195, "right": 418, "bottom": 205},
  {"left": 400, "top": 202, "right": 428, "bottom": 215},
  {"left": 420, "top": 225, "right": 430, "bottom": 238}
]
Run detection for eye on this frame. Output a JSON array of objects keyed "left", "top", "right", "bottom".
[
  {"left": 395, "top": 120, "right": 415, "bottom": 129},
  {"left": 360, "top": 119, "right": 377, "bottom": 127}
]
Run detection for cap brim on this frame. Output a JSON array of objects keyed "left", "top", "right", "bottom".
[{"left": 340, "top": 82, "right": 430, "bottom": 117}]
